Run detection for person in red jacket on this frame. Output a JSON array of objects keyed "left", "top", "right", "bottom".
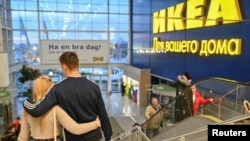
[
  {"left": 191, "top": 85, "right": 214, "bottom": 116},
  {"left": 12, "top": 117, "right": 21, "bottom": 136}
]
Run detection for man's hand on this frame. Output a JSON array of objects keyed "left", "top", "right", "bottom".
[{"left": 178, "top": 91, "right": 182, "bottom": 95}]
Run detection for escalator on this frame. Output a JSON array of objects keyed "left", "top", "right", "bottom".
[
  {"left": 151, "top": 115, "right": 222, "bottom": 141},
  {"left": 112, "top": 77, "right": 250, "bottom": 141},
  {"left": 158, "top": 113, "right": 250, "bottom": 141}
]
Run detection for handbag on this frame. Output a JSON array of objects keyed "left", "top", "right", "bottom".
[
  {"left": 54, "top": 108, "right": 57, "bottom": 141},
  {"left": 54, "top": 107, "right": 66, "bottom": 141}
]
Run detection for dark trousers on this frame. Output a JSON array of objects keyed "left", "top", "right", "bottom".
[
  {"left": 84, "top": 134, "right": 102, "bottom": 141},
  {"left": 146, "top": 128, "right": 159, "bottom": 139}
]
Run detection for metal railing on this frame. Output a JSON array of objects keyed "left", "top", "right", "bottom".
[
  {"left": 112, "top": 77, "right": 250, "bottom": 141},
  {"left": 162, "top": 113, "right": 250, "bottom": 141},
  {"left": 112, "top": 126, "right": 150, "bottom": 141}
]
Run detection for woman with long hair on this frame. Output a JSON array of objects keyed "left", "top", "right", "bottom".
[{"left": 18, "top": 75, "right": 101, "bottom": 141}]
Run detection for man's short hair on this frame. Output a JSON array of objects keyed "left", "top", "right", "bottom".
[{"left": 59, "top": 51, "right": 79, "bottom": 71}]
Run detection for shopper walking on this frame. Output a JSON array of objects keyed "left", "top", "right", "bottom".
[
  {"left": 23, "top": 51, "right": 112, "bottom": 141},
  {"left": 12, "top": 117, "right": 21, "bottom": 137},
  {"left": 18, "top": 75, "right": 101, "bottom": 141}
]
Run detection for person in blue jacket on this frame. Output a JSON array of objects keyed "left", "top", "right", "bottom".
[{"left": 23, "top": 51, "right": 113, "bottom": 141}]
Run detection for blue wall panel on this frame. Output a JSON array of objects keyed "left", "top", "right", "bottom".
[{"left": 132, "top": 0, "right": 250, "bottom": 83}]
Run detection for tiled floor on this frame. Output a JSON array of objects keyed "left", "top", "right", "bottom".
[{"left": 102, "top": 93, "right": 146, "bottom": 130}]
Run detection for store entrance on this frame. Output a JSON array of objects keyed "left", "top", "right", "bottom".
[{"left": 86, "top": 74, "right": 108, "bottom": 93}]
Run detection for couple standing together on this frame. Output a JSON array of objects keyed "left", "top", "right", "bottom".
[{"left": 18, "top": 51, "right": 113, "bottom": 141}]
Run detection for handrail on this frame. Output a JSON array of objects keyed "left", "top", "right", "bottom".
[
  {"left": 140, "top": 92, "right": 181, "bottom": 127},
  {"left": 112, "top": 125, "right": 150, "bottom": 141},
  {"left": 162, "top": 113, "right": 250, "bottom": 141},
  {"left": 112, "top": 77, "right": 250, "bottom": 140},
  {"left": 196, "top": 82, "right": 245, "bottom": 112}
]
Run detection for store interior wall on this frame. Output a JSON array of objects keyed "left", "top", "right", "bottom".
[{"left": 131, "top": 0, "right": 250, "bottom": 83}]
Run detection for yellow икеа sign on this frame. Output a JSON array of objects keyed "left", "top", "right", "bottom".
[
  {"left": 153, "top": 0, "right": 242, "bottom": 33},
  {"left": 151, "top": 0, "right": 243, "bottom": 56}
]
